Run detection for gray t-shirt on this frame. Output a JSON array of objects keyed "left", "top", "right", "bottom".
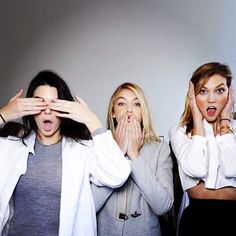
[{"left": 8, "top": 139, "right": 62, "bottom": 236}]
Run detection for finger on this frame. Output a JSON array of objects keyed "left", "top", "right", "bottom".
[
  {"left": 132, "top": 117, "right": 141, "bottom": 139},
  {"left": 22, "top": 110, "right": 43, "bottom": 116},
  {"left": 9, "top": 89, "right": 24, "bottom": 102},
  {"left": 18, "top": 101, "right": 46, "bottom": 113},
  {"left": 48, "top": 100, "right": 71, "bottom": 113},
  {"left": 116, "top": 114, "right": 127, "bottom": 137},
  {"left": 188, "top": 81, "right": 195, "bottom": 99},
  {"left": 53, "top": 111, "right": 70, "bottom": 118},
  {"left": 23, "top": 98, "right": 47, "bottom": 108},
  {"left": 142, "top": 129, "right": 145, "bottom": 141},
  {"left": 75, "top": 96, "right": 88, "bottom": 107},
  {"left": 229, "top": 84, "right": 235, "bottom": 102}
]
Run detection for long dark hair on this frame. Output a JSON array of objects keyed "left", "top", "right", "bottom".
[{"left": 22, "top": 70, "right": 91, "bottom": 140}]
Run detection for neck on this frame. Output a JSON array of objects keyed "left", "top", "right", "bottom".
[
  {"left": 37, "top": 133, "right": 62, "bottom": 145},
  {"left": 208, "top": 119, "right": 220, "bottom": 136}
]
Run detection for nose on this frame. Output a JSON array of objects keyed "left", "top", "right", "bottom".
[
  {"left": 44, "top": 105, "right": 51, "bottom": 114},
  {"left": 208, "top": 92, "right": 216, "bottom": 103},
  {"left": 126, "top": 105, "right": 133, "bottom": 114}
]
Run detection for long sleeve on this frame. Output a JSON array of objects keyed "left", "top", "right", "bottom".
[
  {"left": 169, "top": 121, "right": 236, "bottom": 190},
  {"left": 169, "top": 124, "right": 208, "bottom": 178},
  {"left": 217, "top": 129, "right": 236, "bottom": 177},
  {"left": 130, "top": 141, "right": 174, "bottom": 215},
  {"left": 89, "top": 130, "right": 131, "bottom": 188},
  {"left": 90, "top": 183, "right": 113, "bottom": 212}
]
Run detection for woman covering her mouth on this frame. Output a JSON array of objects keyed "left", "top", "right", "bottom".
[{"left": 92, "top": 82, "right": 174, "bottom": 236}]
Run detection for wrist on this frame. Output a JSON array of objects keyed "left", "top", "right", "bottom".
[
  {"left": 192, "top": 122, "right": 204, "bottom": 136},
  {"left": 128, "top": 151, "right": 140, "bottom": 159},
  {"left": 220, "top": 118, "right": 231, "bottom": 126},
  {"left": 220, "top": 125, "right": 233, "bottom": 135},
  {"left": 0, "top": 113, "right": 6, "bottom": 124},
  {"left": 86, "top": 117, "right": 103, "bottom": 133}
]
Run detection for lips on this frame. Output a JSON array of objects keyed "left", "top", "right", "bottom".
[
  {"left": 127, "top": 114, "right": 133, "bottom": 122},
  {"left": 207, "top": 106, "right": 217, "bottom": 116}
]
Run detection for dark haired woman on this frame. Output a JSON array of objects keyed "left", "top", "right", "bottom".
[
  {"left": 0, "top": 70, "right": 130, "bottom": 236},
  {"left": 169, "top": 62, "right": 236, "bottom": 236}
]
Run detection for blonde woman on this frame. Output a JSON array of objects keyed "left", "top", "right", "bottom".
[
  {"left": 92, "top": 82, "right": 173, "bottom": 236},
  {"left": 169, "top": 62, "right": 236, "bottom": 236}
]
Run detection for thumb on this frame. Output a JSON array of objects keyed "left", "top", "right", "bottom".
[{"left": 9, "top": 89, "right": 23, "bottom": 102}]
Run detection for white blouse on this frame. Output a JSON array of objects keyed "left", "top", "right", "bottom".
[{"left": 169, "top": 119, "right": 236, "bottom": 191}]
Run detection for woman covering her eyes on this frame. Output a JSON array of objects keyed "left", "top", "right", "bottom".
[
  {"left": 169, "top": 62, "right": 236, "bottom": 236},
  {"left": 92, "top": 82, "right": 174, "bottom": 236},
  {"left": 0, "top": 70, "right": 131, "bottom": 236}
]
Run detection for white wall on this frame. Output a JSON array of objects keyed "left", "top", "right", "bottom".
[{"left": 0, "top": 0, "right": 235, "bottom": 140}]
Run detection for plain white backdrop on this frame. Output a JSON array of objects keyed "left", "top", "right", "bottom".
[{"left": 0, "top": 0, "right": 235, "bottom": 140}]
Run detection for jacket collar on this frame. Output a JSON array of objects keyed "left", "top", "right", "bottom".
[{"left": 23, "top": 131, "right": 37, "bottom": 156}]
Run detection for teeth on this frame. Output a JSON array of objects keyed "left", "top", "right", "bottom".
[{"left": 207, "top": 107, "right": 216, "bottom": 110}]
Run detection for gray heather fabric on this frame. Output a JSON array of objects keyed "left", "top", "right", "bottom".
[
  {"left": 92, "top": 141, "right": 174, "bottom": 236},
  {"left": 8, "top": 139, "right": 62, "bottom": 236}
]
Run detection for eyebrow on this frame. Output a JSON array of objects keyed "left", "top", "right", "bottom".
[
  {"left": 116, "top": 96, "right": 139, "bottom": 101},
  {"left": 202, "top": 83, "right": 226, "bottom": 89},
  {"left": 116, "top": 96, "right": 125, "bottom": 100}
]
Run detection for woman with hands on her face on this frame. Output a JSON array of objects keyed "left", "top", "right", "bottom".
[
  {"left": 0, "top": 70, "right": 130, "bottom": 236},
  {"left": 169, "top": 62, "right": 236, "bottom": 236},
  {"left": 92, "top": 82, "right": 174, "bottom": 236}
]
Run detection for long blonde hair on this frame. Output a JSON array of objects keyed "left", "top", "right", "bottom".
[
  {"left": 181, "top": 62, "right": 233, "bottom": 134},
  {"left": 107, "top": 82, "right": 159, "bottom": 143}
]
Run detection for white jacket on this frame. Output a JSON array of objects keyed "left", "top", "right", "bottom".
[{"left": 0, "top": 130, "right": 131, "bottom": 236}]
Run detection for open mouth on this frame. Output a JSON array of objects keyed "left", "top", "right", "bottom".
[
  {"left": 43, "top": 119, "right": 53, "bottom": 131},
  {"left": 207, "top": 106, "right": 217, "bottom": 116},
  {"left": 127, "top": 115, "right": 132, "bottom": 122}
]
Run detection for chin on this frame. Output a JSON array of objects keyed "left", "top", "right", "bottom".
[
  {"left": 206, "top": 117, "right": 217, "bottom": 123},
  {"left": 42, "top": 131, "right": 54, "bottom": 136}
]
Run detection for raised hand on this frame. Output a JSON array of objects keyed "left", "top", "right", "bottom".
[
  {"left": 113, "top": 114, "right": 129, "bottom": 155},
  {"left": 188, "top": 81, "right": 203, "bottom": 122},
  {"left": 188, "top": 81, "right": 205, "bottom": 136},
  {"left": 48, "top": 96, "right": 102, "bottom": 133},
  {"left": 221, "top": 84, "right": 235, "bottom": 119},
  {"left": 0, "top": 89, "right": 47, "bottom": 123},
  {"left": 127, "top": 115, "right": 144, "bottom": 159}
]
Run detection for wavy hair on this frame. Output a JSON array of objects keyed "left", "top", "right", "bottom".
[{"left": 181, "top": 62, "right": 233, "bottom": 134}]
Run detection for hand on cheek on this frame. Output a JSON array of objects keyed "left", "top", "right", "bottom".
[{"left": 189, "top": 82, "right": 203, "bottom": 122}]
